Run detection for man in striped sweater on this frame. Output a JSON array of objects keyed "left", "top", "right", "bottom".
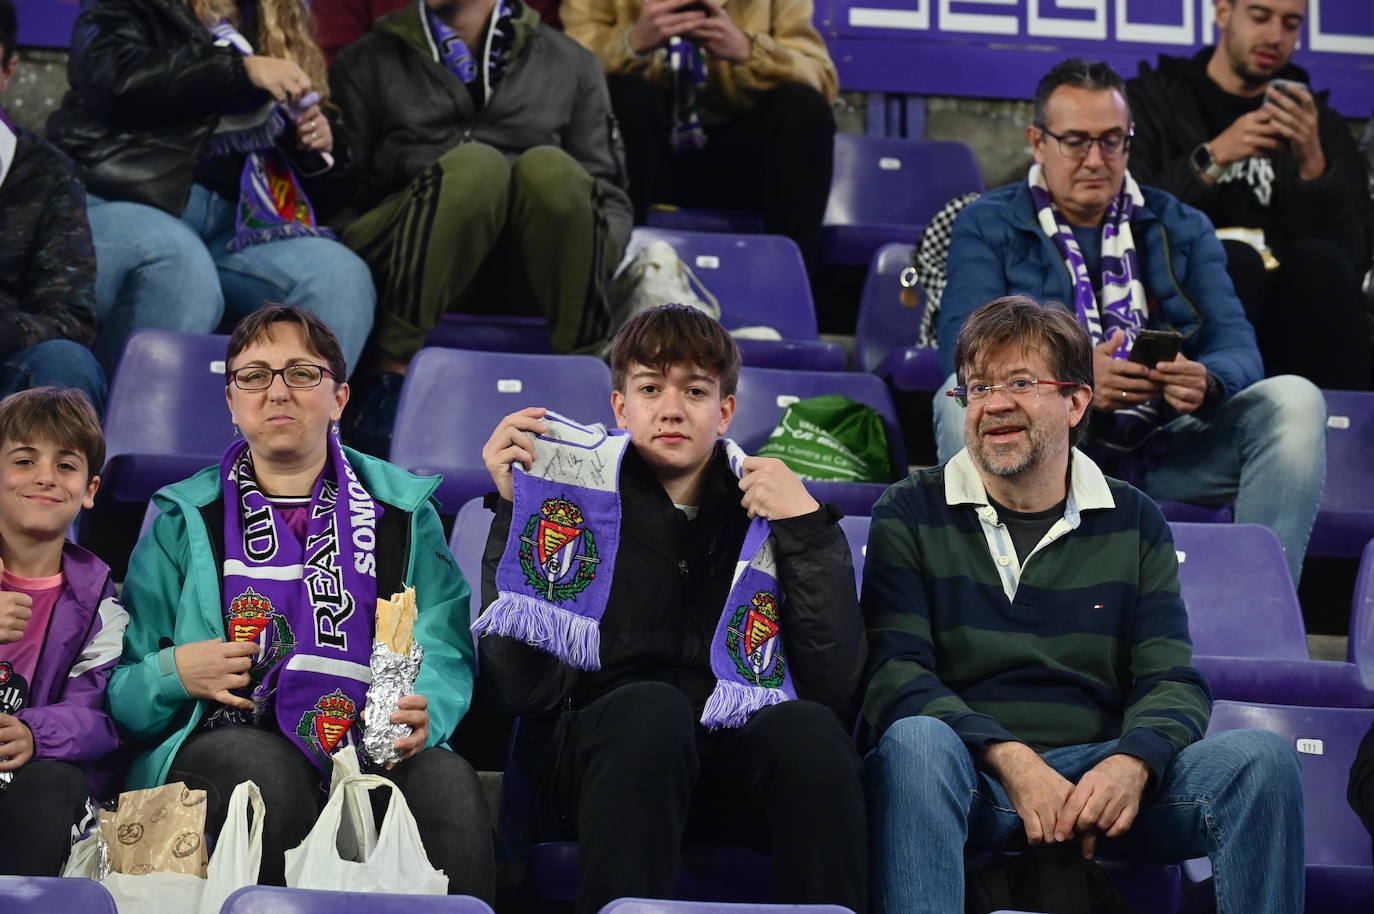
[{"left": 863, "top": 295, "right": 1304, "bottom": 914}]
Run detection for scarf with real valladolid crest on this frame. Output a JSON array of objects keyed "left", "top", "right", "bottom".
[
  {"left": 204, "top": 19, "right": 336, "bottom": 252},
  {"left": 1028, "top": 163, "right": 1168, "bottom": 458},
  {"left": 215, "top": 432, "right": 379, "bottom": 776},
  {"left": 472, "top": 412, "right": 794, "bottom": 727}
]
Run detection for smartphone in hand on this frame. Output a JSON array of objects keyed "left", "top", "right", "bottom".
[
  {"left": 1267, "top": 78, "right": 1310, "bottom": 102},
  {"left": 1127, "top": 329, "right": 1183, "bottom": 367}
]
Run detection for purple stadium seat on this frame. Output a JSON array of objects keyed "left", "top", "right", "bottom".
[
  {"left": 1171, "top": 522, "right": 1372, "bottom": 707},
  {"left": 0, "top": 876, "right": 117, "bottom": 914},
  {"left": 499, "top": 719, "right": 775, "bottom": 905},
  {"left": 1310, "top": 390, "right": 1374, "bottom": 557},
  {"left": 426, "top": 313, "right": 554, "bottom": 354},
  {"left": 220, "top": 886, "right": 496, "bottom": 913},
  {"left": 101, "top": 330, "right": 235, "bottom": 502},
  {"left": 854, "top": 242, "right": 943, "bottom": 390},
  {"left": 838, "top": 514, "right": 869, "bottom": 598},
  {"left": 1204, "top": 701, "right": 1374, "bottom": 911},
  {"left": 646, "top": 206, "right": 767, "bottom": 235},
  {"left": 821, "top": 134, "right": 983, "bottom": 267},
  {"left": 629, "top": 228, "right": 845, "bottom": 371},
  {"left": 730, "top": 367, "right": 906, "bottom": 516},
  {"left": 450, "top": 497, "right": 494, "bottom": 628},
  {"left": 388, "top": 348, "right": 614, "bottom": 514},
  {"left": 598, "top": 899, "right": 854, "bottom": 914},
  {"left": 1347, "top": 540, "right": 1374, "bottom": 696}
]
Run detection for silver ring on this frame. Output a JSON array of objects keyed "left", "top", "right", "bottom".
[{"left": 1119, "top": 390, "right": 1128, "bottom": 399}]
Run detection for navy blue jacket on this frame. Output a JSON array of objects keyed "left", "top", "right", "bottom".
[{"left": 938, "top": 180, "right": 1262, "bottom": 402}]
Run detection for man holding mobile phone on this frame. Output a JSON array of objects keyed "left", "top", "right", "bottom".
[
  {"left": 560, "top": 0, "right": 837, "bottom": 275},
  {"left": 936, "top": 58, "right": 1327, "bottom": 587},
  {"left": 1126, "top": 0, "right": 1374, "bottom": 390}
]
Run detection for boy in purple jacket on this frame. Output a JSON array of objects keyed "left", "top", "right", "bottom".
[{"left": 0, "top": 386, "right": 126, "bottom": 875}]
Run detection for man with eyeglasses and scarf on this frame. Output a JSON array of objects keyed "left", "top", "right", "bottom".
[
  {"left": 865, "top": 293, "right": 1305, "bottom": 914},
  {"left": 932, "top": 57, "right": 1325, "bottom": 589}
]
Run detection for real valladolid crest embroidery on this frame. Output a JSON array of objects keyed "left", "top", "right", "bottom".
[
  {"left": 518, "top": 497, "right": 601, "bottom": 603},
  {"left": 227, "top": 587, "right": 296, "bottom": 685},
  {"left": 296, "top": 688, "right": 359, "bottom": 765},
  {"left": 725, "top": 590, "right": 787, "bottom": 689}
]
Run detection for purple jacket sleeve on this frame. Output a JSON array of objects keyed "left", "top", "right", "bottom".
[{"left": 16, "top": 579, "right": 128, "bottom": 763}]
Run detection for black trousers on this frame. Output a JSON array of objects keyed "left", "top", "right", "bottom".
[
  {"left": 0, "top": 760, "right": 92, "bottom": 875},
  {"left": 169, "top": 726, "right": 495, "bottom": 900},
  {"left": 607, "top": 76, "right": 835, "bottom": 270},
  {"left": 1224, "top": 237, "right": 1372, "bottom": 390},
  {"left": 548, "top": 681, "right": 868, "bottom": 914}
]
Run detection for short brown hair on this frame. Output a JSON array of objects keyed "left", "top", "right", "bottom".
[
  {"left": 954, "top": 295, "right": 1094, "bottom": 445},
  {"left": 610, "top": 304, "right": 742, "bottom": 397},
  {"left": 0, "top": 386, "right": 106, "bottom": 477},
  {"left": 226, "top": 304, "right": 347, "bottom": 382}
]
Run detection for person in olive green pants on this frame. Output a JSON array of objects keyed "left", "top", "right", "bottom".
[{"left": 331, "top": 0, "right": 632, "bottom": 452}]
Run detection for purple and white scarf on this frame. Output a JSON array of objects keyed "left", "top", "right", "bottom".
[
  {"left": 216, "top": 432, "right": 379, "bottom": 777},
  {"left": 423, "top": 0, "right": 516, "bottom": 106},
  {"left": 1028, "top": 164, "right": 1167, "bottom": 453},
  {"left": 471, "top": 412, "right": 793, "bottom": 728},
  {"left": 0, "top": 104, "right": 16, "bottom": 190},
  {"left": 669, "top": 37, "right": 708, "bottom": 152},
  {"left": 205, "top": 20, "right": 335, "bottom": 252}
]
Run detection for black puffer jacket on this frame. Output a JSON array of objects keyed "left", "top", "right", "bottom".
[
  {"left": 47, "top": 0, "right": 356, "bottom": 217},
  {"left": 478, "top": 444, "right": 867, "bottom": 724}
]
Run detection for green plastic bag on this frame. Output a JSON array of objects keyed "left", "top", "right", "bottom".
[{"left": 755, "top": 394, "right": 891, "bottom": 482}]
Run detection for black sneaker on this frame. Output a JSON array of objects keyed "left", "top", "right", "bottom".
[{"left": 342, "top": 371, "right": 404, "bottom": 458}]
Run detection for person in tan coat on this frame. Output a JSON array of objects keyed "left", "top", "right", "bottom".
[{"left": 563, "top": 0, "right": 836, "bottom": 269}]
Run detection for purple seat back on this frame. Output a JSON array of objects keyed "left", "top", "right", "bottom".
[
  {"left": 389, "top": 348, "right": 614, "bottom": 514},
  {"left": 1169, "top": 523, "right": 1308, "bottom": 660},
  {"left": 821, "top": 134, "right": 983, "bottom": 265},
  {"left": 1350, "top": 540, "right": 1374, "bottom": 694},
  {"left": 426, "top": 313, "right": 554, "bottom": 354},
  {"left": 838, "top": 514, "right": 869, "bottom": 598},
  {"left": 731, "top": 367, "right": 905, "bottom": 516},
  {"left": 629, "top": 228, "right": 818, "bottom": 338},
  {"left": 855, "top": 243, "right": 920, "bottom": 375},
  {"left": 102, "top": 330, "right": 235, "bottom": 501},
  {"left": 598, "top": 900, "right": 855, "bottom": 914},
  {"left": 1312, "top": 390, "right": 1374, "bottom": 557},
  {"left": 0, "top": 876, "right": 116, "bottom": 914},
  {"left": 1207, "top": 701, "right": 1374, "bottom": 908},
  {"left": 449, "top": 497, "right": 494, "bottom": 628},
  {"left": 220, "top": 886, "right": 495, "bottom": 913}
]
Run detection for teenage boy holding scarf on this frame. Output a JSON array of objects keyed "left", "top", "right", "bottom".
[
  {"left": 476, "top": 303, "right": 868, "bottom": 914},
  {"left": 0, "top": 387, "right": 126, "bottom": 875}
]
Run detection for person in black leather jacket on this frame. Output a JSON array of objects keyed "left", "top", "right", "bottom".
[
  {"left": 476, "top": 305, "right": 868, "bottom": 914},
  {"left": 47, "top": 0, "right": 376, "bottom": 376}
]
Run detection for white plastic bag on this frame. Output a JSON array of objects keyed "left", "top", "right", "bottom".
[
  {"left": 94, "top": 780, "right": 263, "bottom": 914},
  {"left": 609, "top": 239, "right": 722, "bottom": 330},
  {"left": 284, "top": 766, "right": 446, "bottom": 895}
]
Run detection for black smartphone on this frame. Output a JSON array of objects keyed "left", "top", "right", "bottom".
[
  {"left": 1127, "top": 329, "right": 1183, "bottom": 366},
  {"left": 1267, "top": 78, "right": 1310, "bottom": 102},
  {"left": 680, "top": 1, "right": 709, "bottom": 11}
]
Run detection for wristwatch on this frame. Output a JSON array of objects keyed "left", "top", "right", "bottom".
[{"left": 1191, "top": 143, "right": 1226, "bottom": 182}]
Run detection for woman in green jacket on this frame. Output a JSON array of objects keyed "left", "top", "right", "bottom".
[{"left": 109, "top": 304, "right": 492, "bottom": 896}]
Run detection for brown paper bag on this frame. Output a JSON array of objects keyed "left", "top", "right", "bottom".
[{"left": 101, "top": 781, "right": 210, "bottom": 877}]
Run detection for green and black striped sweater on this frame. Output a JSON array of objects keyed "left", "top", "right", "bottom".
[{"left": 861, "top": 453, "right": 1211, "bottom": 781}]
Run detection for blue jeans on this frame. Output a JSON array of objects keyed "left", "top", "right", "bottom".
[
  {"left": 87, "top": 186, "right": 375, "bottom": 375},
  {"left": 1, "top": 339, "right": 108, "bottom": 414},
  {"left": 934, "top": 372, "right": 1326, "bottom": 583},
  {"left": 866, "top": 716, "right": 1304, "bottom": 914}
]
